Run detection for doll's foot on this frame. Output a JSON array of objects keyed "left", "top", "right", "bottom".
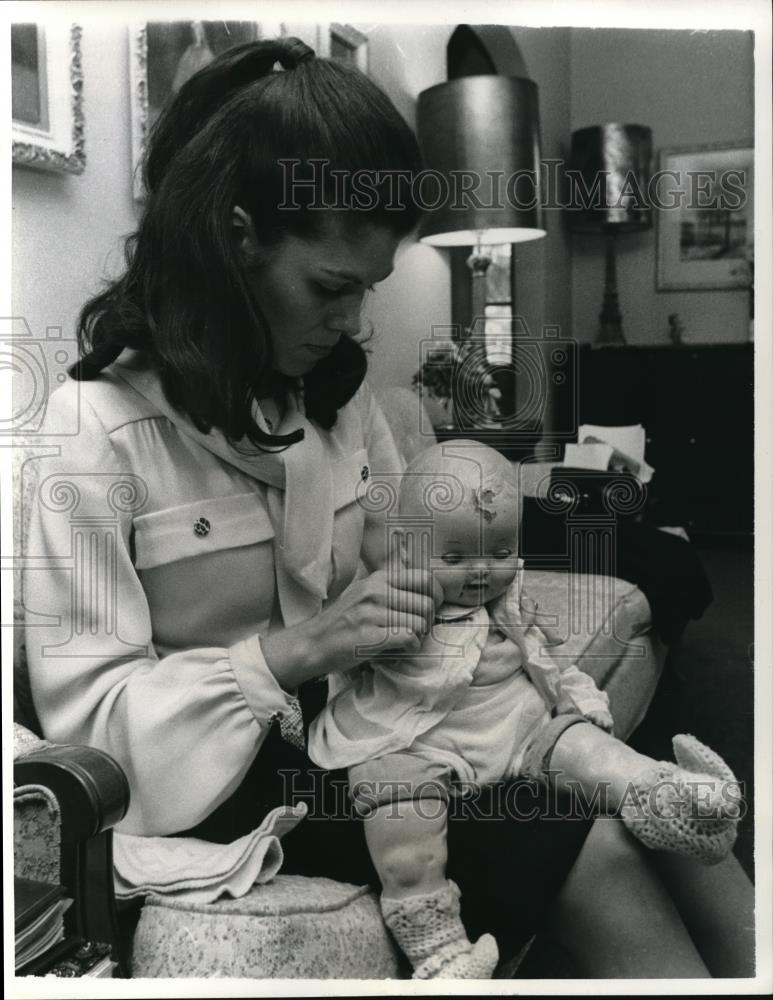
[
  {"left": 413, "top": 932, "right": 499, "bottom": 979},
  {"left": 381, "top": 880, "right": 499, "bottom": 979},
  {"left": 621, "top": 734, "right": 742, "bottom": 865}
]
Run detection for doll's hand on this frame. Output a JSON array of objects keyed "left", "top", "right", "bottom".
[{"left": 583, "top": 709, "right": 615, "bottom": 734}]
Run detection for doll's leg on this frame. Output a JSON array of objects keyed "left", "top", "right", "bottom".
[
  {"left": 365, "top": 800, "right": 498, "bottom": 979},
  {"left": 351, "top": 754, "right": 499, "bottom": 979},
  {"left": 363, "top": 793, "right": 448, "bottom": 898},
  {"left": 522, "top": 718, "right": 741, "bottom": 864}
]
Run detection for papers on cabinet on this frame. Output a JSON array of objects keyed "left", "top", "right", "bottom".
[{"left": 563, "top": 424, "right": 655, "bottom": 483}]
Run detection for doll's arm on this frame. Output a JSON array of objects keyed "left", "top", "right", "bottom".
[{"left": 553, "top": 657, "right": 615, "bottom": 732}]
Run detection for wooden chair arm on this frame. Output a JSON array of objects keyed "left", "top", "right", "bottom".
[{"left": 15, "top": 744, "right": 131, "bottom": 976}]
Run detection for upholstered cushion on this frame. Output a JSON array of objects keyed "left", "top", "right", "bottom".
[
  {"left": 523, "top": 569, "right": 662, "bottom": 740},
  {"left": 14, "top": 784, "right": 61, "bottom": 885},
  {"left": 130, "top": 874, "right": 402, "bottom": 978}
]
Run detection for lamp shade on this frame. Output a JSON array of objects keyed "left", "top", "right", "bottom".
[
  {"left": 568, "top": 124, "right": 653, "bottom": 233},
  {"left": 417, "top": 75, "right": 545, "bottom": 246}
]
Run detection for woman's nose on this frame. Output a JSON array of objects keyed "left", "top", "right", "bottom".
[{"left": 327, "top": 292, "right": 363, "bottom": 336}]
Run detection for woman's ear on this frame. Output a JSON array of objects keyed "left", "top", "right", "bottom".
[{"left": 232, "top": 205, "right": 259, "bottom": 266}]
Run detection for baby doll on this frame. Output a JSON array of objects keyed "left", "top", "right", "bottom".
[{"left": 308, "top": 441, "right": 741, "bottom": 980}]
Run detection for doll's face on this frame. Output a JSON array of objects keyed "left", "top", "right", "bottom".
[{"left": 428, "top": 496, "right": 520, "bottom": 607}]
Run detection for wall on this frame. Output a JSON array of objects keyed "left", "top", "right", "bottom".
[
  {"left": 363, "top": 24, "right": 574, "bottom": 394},
  {"left": 10, "top": 18, "right": 454, "bottom": 399},
  {"left": 11, "top": 19, "right": 576, "bottom": 401},
  {"left": 17, "top": 23, "right": 747, "bottom": 395},
  {"left": 508, "top": 26, "right": 572, "bottom": 341},
  {"left": 569, "top": 28, "right": 754, "bottom": 345},
  {"left": 12, "top": 22, "right": 139, "bottom": 346},
  {"left": 356, "top": 23, "right": 452, "bottom": 394}
]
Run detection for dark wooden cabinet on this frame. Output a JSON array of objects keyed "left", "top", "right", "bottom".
[{"left": 577, "top": 343, "right": 753, "bottom": 539}]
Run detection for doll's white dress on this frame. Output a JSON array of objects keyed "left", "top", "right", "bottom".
[{"left": 308, "top": 564, "right": 612, "bottom": 786}]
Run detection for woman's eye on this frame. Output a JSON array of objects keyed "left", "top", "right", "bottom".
[
  {"left": 315, "top": 283, "right": 344, "bottom": 297},
  {"left": 493, "top": 550, "right": 512, "bottom": 560},
  {"left": 441, "top": 553, "right": 463, "bottom": 565},
  {"left": 314, "top": 282, "right": 375, "bottom": 297}
]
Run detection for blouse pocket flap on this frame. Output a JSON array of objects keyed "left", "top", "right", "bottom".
[
  {"left": 133, "top": 492, "right": 274, "bottom": 570},
  {"left": 332, "top": 449, "right": 370, "bottom": 511}
]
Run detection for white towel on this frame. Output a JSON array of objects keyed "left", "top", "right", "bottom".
[{"left": 113, "top": 803, "right": 307, "bottom": 904}]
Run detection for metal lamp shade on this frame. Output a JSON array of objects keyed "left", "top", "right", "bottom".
[
  {"left": 568, "top": 124, "right": 653, "bottom": 233},
  {"left": 417, "top": 75, "right": 545, "bottom": 246}
]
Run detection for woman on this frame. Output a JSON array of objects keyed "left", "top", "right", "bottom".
[{"left": 24, "top": 37, "right": 752, "bottom": 978}]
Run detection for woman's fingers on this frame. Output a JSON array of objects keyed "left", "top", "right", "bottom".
[
  {"left": 370, "top": 613, "right": 431, "bottom": 657},
  {"left": 384, "top": 567, "right": 444, "bottom": 611}
]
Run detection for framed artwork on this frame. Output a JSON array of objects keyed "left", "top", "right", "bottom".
[
  {"left": 129, "top": 20, "right": 270, "bottom": 200},
  {"left": 11, "top": 22, "right": 85, "bottom": 175},
  {"left": 656, "top": 142, "right": 754, "bottom": 291},
  {"left": 317, "top": 23, "right": 369, "bottom": 71}
]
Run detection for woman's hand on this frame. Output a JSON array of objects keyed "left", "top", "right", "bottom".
[{"left": 262, "top": 566, "right": 444, "bottom": 691}]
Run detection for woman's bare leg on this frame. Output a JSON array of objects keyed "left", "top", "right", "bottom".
[
  {"left": 649, "top": 850, "right": 755, "bottom": 977},
  {"left": 544, "top": 818, "right": 711, "bottom": 978}
]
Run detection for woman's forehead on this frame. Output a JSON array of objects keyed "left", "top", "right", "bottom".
[{"left": 290, "top": 215, "right": 399, "bottom": 276}]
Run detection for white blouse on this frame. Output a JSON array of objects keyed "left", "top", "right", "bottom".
[{"left": 23, "top": 350, "right": 404, "bottom": 836}]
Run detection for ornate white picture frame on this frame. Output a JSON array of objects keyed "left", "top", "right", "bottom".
[{"left": 11, "top": 22, "right": 85, "bottom": 175}]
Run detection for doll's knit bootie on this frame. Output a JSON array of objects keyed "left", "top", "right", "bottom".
[
  {"left": 381, "top": 880, "right": 499, "bottom": 979},
  {"left": 621, "top": 734, "right": 742, "bottom": 865}
]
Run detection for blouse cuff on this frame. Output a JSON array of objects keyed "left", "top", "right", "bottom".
[{"left": 229, "top": 633, "right": 295, "bottom": 725}]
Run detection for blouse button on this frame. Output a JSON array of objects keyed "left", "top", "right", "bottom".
[
  {"left": 361, "top": 465, "right": 370, "bottom": 482},
  {"left": 193, "top": 517, "right": 211, "bottom": 537}
]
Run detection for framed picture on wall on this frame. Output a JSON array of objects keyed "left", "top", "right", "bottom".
[
  {"left": 129, "top": 20, "right": 275, "bottom": 200},
  {"left": 11, "top": 22, "right": 85, "bottom": 175},
  {"left": 316, "top": 23, "right": 369, "bottom": 71},
  {"left": 656, "top": 142, "right": 754, "bottom": 291}
]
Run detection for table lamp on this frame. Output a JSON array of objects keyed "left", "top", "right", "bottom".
[
  {"left": 568, "top": 124, "right": 653, "bottom": 345},
  {"left": 416, "top": 74, "right": 546, "bottom": 432}
]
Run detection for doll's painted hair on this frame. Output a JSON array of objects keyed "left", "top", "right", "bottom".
[
  {"left": 398, "top": 441, "right": 521, "bottom": 524},
  {"left": 72, "top": 37, "right": 423, "bottom": 448}
]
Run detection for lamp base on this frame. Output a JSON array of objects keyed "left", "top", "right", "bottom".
[
  {"left": 597, "top": 320, "right": 626, "bottom": 345},
  {"left": 596, "top": 231, "right": 626, "bottom": 345}
]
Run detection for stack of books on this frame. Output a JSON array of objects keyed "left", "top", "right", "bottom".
[
  {"left": 15, "top": 878, "right": 115, "bottom": 977},
  {"left": 15, "top": 878, "right": 72, "bottom": 973}
]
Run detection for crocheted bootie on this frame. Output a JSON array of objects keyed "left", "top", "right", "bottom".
[
  {"left": 381, "top": 880, "right": 499, "bottom": 979},
  {"left": 621, "top": 734, "right": 742, "bottom": 865}
]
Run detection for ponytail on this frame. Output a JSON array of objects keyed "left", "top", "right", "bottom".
[{"left": 73, "top": 34, "right": 423, "bottom": 449}]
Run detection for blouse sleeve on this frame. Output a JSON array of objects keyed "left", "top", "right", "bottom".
[
  {"left": 23, "top": 385, "right": 295, "bottom": 836},
  {"left": 356, "top": 381, "right": 406, "bottom": 574}
]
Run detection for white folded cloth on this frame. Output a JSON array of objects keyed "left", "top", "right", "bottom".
[{"left": 113, "top": 803, "right": 307, "bottom": 904}]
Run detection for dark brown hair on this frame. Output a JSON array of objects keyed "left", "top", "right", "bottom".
[{"left": 73, "top": 37, "right": 423, "bottom": 447}]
